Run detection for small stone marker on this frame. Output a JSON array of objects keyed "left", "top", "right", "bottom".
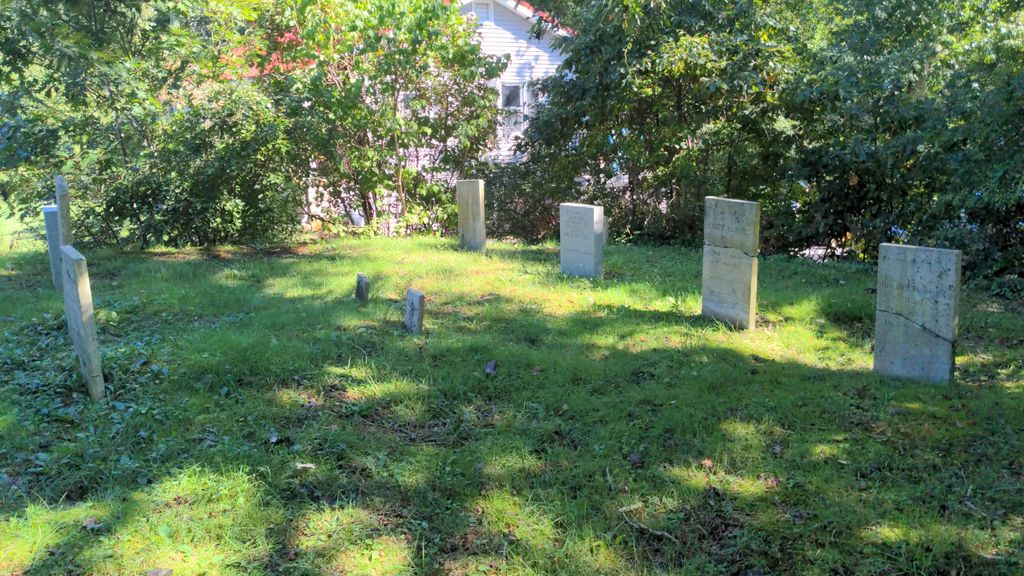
[
  {"left": 60, "top": 246, "right": 104, "bottom": 400},
  {"left": 874, "top": 243, "right": 962, "bottom": 384},
  {"left": 701, "top": 196, "right": 760, "bottom": 330},
  {"left": 404, "top": 288, "right": 425, "bottom": 333},
  {"left": 355, "top": 273, "right": 370, "bottom": 304},
  {"left": 559, "top": 203, "right": 605, "bottom": 278},
  {"left": 456, "top": 179, "right": 486, "bottom": 251},
  {"left": 43, "top": 205, "right": 62, "bottom": 289},
  {"left": 55, "top": 175, "right": 73, "bottom": 246}
]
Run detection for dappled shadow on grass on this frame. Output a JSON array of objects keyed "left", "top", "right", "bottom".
[{"left": 1, "top": 239, "right": 1022, "bottom": 574}]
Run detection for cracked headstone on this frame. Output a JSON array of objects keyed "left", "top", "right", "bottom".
[
  {"left": 404, "top": 288, "right": 425, "bottom": 334},
  {"left": 559, "top": 203, "right": 605, "bottom": 278},
  {"left": 55, "top": 175, "right": 73, "bottom": 246},
  {"left": 874, "top": 243, "right": 961, "bottom": 384},
  {"left": 61, "top": 246, "right": 105, "bottom": 400},
  {"left": 43, "top": 205, "right": 62, "bottom": 289},
  {"left": 701, "top": 196, "right": 760, "bottom": 329},
  {"left": 355, "top": 273, "right": 370, "bottom": 304},
  {"left": 456, "top": 179, "right": 486, "bottom": 251}
]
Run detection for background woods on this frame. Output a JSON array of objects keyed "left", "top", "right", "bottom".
[
  {"left": 0, "top": 0, "right": 503, "bottom": 244},
  {"left": 517, "top": 0, "right": 1024, "bottom": 294}
]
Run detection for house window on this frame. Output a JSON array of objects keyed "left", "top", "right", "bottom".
[
  {"left": 471, "top": 1, "right": 492, "bottom": 22},
  {"left": 501, "top": 84, "right": 522, "bottom": 110},
  {"left": 499, "top": 83, "right": 529, "bottom": 135}
]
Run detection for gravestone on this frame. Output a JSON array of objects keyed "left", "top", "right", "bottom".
[
  {"left": 701, "top": 197, "right": 760, "bottom": 330},
  {"left": 55, "top": 176, "right": 73, "bottom": 246},
  {"left": 43, "top": 205, "right": 62, "bottom": 289},
  {"left": 355, "top": 273, "right": 370, "bottom": 304},
  {"left": 559, "top": 203, "right": 605, "bottom": 278},
  {"left": 456, "top": 180, "right": 486, "bottom": 251},
  {"left": 404, "top": 288, "right": 425, "bottom": 333},
  {"left": 874, "top": 243, "right": 961, "bottom": 384},
  {"left": 61, "top": 246, "right": 105, "bottom": 400}
]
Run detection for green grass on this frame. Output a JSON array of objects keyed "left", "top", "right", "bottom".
[{"left": 1, "top": 221, "right": 1022, "bottom": 575}]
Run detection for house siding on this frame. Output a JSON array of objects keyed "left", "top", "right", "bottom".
[{"left": 459, "top": 1, "right": 566, "bottom": 85}]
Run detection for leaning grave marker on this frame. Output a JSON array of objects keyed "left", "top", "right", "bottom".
[
  {"left": 61, "top": 245, "right": 105, "bottom": 400},
  {"left": 874, "top": 243, "right": 961, "bottom": 384},
  {"left": 701, "top": 196, "right": 760, "bottom": 330},
  {"left": 456, "top": 179, "right": 486, "bottom": 251},
  {"left": 43, "top": 205, "right": 62, "bottom": 289},
  {"left": 559, "top": 203, "right": 605, "bottom": 279},
  {"left": 55, "top": 175, "right": 73, "bottom": 246}
]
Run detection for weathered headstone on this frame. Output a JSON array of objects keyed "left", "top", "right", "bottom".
[
  {"left": 60, "top": 246, "right": 104, "bottom": 400},
  {"left": 701, "top": 197, "right": 760, "bottom": 330},
  {"left": 456, "top": 179, "right": 486, "bottom": 251},
  {"left": 43, "top": 205, "right": 62, "bottom": 289},
  {"left": 55, "top": 176, "right": 73, "bottom": 246},
  {"left": 874, "top": 243, "right": 961, "bottom": 384},
  {"left": 559, "top": 203, "right": 605, "bottom": 278},
  {"left": 404, "top": 288, "right": 425, "bottom": 333},
  {"left": 355, "top": 273, "right": 370, "bottom": 304}
]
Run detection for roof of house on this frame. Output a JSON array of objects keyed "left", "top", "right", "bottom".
[{"left": 456, "top": 0, "right": 575, "bottom": 36}]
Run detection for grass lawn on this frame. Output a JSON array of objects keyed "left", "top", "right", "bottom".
[{"left": 1, "top": 217, "right": 1022, "bottom": 575}]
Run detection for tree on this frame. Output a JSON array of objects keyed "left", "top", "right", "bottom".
[{"left": 261, "top": 0, "right": 505, "bottom": 232}]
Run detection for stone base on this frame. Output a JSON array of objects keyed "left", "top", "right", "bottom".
[
  {"left": 874, "top": 309, "right": 954, "bottom": 384},
  {"left": 701, "top": 245, "right": 757, "bottom": 330}
]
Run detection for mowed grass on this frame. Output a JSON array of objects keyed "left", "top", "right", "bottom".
[{"left": 1, "top": 217, "right": 1022, "bottom": 575}]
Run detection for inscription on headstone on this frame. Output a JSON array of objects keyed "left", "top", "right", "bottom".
[
  {"left": 55, "top": 176, "right": 73, "bottom": 246},
  {"left": 874, "top": 243, "right": 961, "bottom": 384},
  {"left": 404, "top": 288, "right": 425, "bottom": 333},
  {"left": 61, "top": 246, "right": 104, "bottom": 400},
  {"left": 43, "top": 205, "right": 62, "bottom": 289},
  {"left": 701, "top": 197, "right": 760, "bottom": 329},
  {"left": 355, "top": 273, "right": 370, "bottom": 304},
  {"left": 559, "top": 203, "right": 605, "bottom": 278},
  {"left": 456, "top": 180, "right": 486, "bottom": 251}
]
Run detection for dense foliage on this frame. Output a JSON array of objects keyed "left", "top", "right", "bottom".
[
  {"left": 1, "top": 0, "right": 1021, "bottom": 292},
  {"left": 519, "top": 0, "right": 1024, "bottom": 293},
  {"left": 0, "top": 0, "right": 501, "bottom": 246}
]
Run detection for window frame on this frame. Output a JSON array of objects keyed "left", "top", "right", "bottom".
[{"left": 471, "top": 1, "right": 493, "bottom": 22}]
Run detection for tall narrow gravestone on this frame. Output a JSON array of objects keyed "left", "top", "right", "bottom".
[
  {"left": 559, "top": 203, "right": 605, "bottom": 278},
  {"left": 55, "top": 176, "right": 73, "bottom": 246},
  {"left": 701, "top": 197, "right": 760, "bottom": 330},
  {"left": 404, "top": 288, "right": 425, "bottom": 334},
  {"left": 61, "top": 246, "right": 105, "bottom": 400},
  {"left": 874, "top": 244, "right": 962, "bottom": 384},
  {"left": 43, "top": 205, "right": 62, "bottom": 289},
  {"left": 456, "top": 180, "right": 486, "bottom": 251}
]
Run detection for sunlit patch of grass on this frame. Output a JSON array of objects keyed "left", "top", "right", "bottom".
[
  {"left": 293, "top": 505, "right": 416, "bottom": 575},
  {"left": 0, "top": 501, "right": 109, "bottom": 571},
  {"left": 474, "top": 490, "right": 558, "bottom": 553},
  {"left": 808, "top": 441, "right": 848, "bottom": 461}
]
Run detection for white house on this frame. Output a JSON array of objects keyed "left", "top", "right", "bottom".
[{"left": 458, "top": 0, "right": 570, "bottom": 154}]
